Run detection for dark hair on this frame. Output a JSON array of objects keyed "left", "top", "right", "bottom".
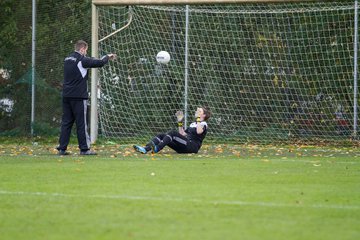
[
  {"left": 201, "top": 106, "right": 211, "bottom": 121},
  {"left": 75, "top": 40, "right": 88, "bottom": 51}
]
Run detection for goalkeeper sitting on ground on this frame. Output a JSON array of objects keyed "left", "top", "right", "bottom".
[{"left": 133, "top": 106, "right": 211, "bottom": 154}]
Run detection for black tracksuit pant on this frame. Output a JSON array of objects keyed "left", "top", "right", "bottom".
[{"left": 58, "top": 98, "right": 90, "bottom": 151}]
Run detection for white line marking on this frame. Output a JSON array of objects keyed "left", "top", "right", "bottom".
[{"left": 0, "top": 190, "right": 359, "bottom": 210}]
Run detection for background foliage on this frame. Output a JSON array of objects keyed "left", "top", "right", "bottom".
[{"left": 0, "top": 0, "right": 91, "bottom": 136}]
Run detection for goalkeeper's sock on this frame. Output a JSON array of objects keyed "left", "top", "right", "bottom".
[
  {"left": 154, "top": 135, "right": 172, "bottom": 153},
  {"left": 146, "top": 137, "right": 162, "bottom": 152},
  {"left": 150, "top": 141, "right": 160, "bottom": 153},
  {"left": 152, "top": 145, "right": 159, "bottom": 153},
  {"left": 144, "top": 145, "right": 152, "bottom": 152}
]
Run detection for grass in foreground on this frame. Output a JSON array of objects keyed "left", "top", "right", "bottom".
[{"left": 0, "top": 142, "right": 359, "bottom": 240}]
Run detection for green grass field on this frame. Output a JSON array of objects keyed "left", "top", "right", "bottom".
[{"left": 0, "top": 141, "right": 359, "bottom": 240}]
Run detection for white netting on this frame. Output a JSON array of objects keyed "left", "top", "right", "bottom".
[{"left": 95, "top": 2, "right": 357, "bottom": 143}]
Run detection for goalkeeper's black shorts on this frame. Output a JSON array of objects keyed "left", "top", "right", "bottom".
[{"left": 157, "top": 131, "right": 201, "bottom": 154}]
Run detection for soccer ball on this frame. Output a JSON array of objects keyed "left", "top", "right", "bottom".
[{"left": 156, "top": 51, "right": 171, "bottom": 64}]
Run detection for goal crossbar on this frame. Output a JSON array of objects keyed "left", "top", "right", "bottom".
[{"left": 92, "top": 0, "right": 319, "bottom": 6}]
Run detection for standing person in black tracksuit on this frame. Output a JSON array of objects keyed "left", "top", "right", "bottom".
[
  {"left": 57, "top": 40, "right": 116, "bottom": 155},
  {"left": 133, "top": 106, "right": 211, "bottom": 154}
]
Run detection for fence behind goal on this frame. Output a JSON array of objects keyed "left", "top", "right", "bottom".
[{"left": 94, "top": 1, "right": 358, "bottom": 143}]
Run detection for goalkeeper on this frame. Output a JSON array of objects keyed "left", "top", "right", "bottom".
[{"left": 133, "top": 107, "right": 211, "bottom": 154}]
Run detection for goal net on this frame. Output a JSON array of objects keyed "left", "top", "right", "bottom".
[{"left": 93, "top": 1, "right": 357, "bottom": 143}]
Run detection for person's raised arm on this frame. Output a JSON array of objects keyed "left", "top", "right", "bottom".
[
  {"left": 195, "top": 108, "right": 205, "bottom": 134},
  {"left": 82, "top": 53, "right": 117, "bottom": 68},
  {"left": 175, "top": 110, "right": 186, "bottom": 136}
]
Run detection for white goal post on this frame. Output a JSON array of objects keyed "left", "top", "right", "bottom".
[{"left": 91, "top": 0, "right": 359, "bottom": 144}]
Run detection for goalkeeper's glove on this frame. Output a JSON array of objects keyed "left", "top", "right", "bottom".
[
  {"left": 175, "top": 110, "right": 184, "bottom": 127},
  {"left": 195, "top": 108, "right": 201, "bottom": 123}
]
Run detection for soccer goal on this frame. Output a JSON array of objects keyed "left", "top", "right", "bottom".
[{"left": 91, "top": 0, "right": 359, "bottom": 144}]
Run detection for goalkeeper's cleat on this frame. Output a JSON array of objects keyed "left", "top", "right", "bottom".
[{"left": 133, "top": 145, "right": 149, "bottom": 154}]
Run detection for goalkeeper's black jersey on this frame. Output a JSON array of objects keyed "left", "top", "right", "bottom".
[{"left": 185, "top": 121, "right": 208, "bottom": 148}]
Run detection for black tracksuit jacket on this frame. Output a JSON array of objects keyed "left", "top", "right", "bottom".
[{"left": 62, "top": 51, "right": 109, "bottom": 99}]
